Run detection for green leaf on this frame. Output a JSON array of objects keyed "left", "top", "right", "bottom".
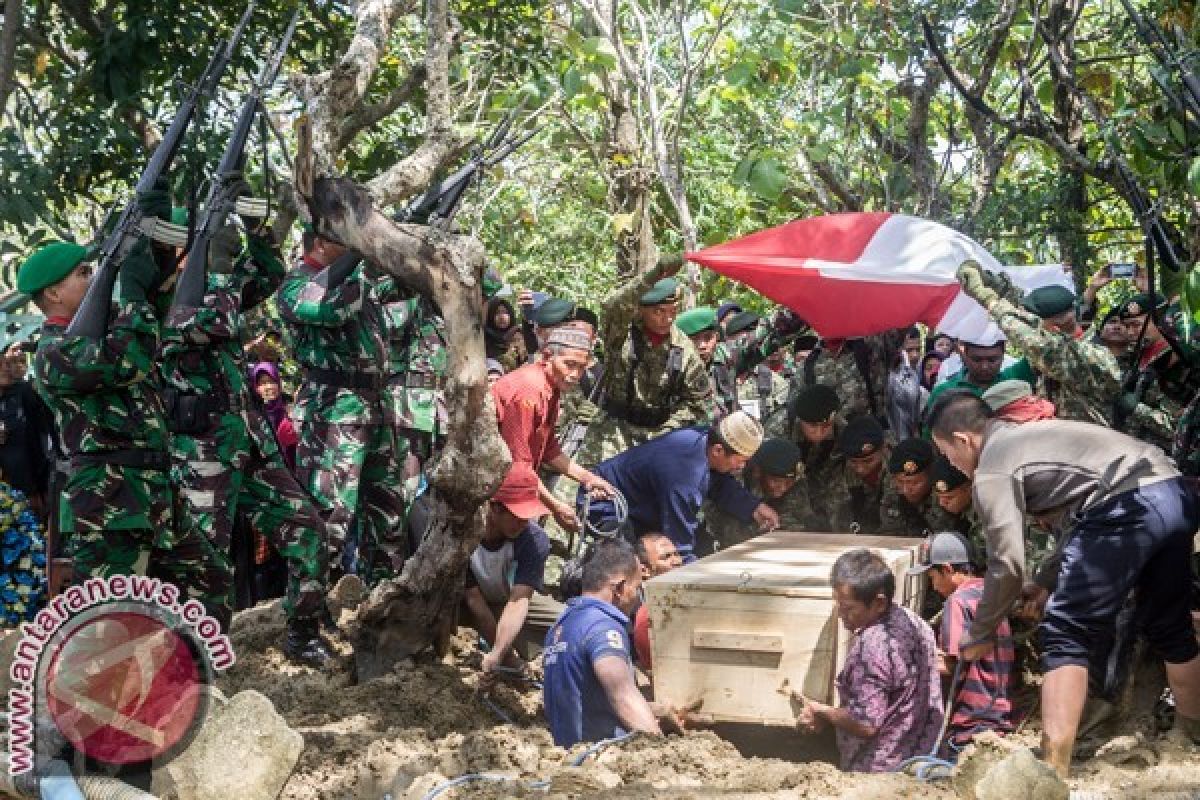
[
  {"left": 1169, "top": 117, "right": 1188, "bottom": 146},
  {"left": 747, "top": 157, "right": 787, "bottom": 201},
  {"left": 561, "top": 66, "right": 582, "bottom": 99},
  {"left": 1188, "top": 158, "right": 1200, "bottom": 196}
]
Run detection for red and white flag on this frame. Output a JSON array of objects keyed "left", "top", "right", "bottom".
[{"left": 686, "top": 212, "right": 1072, "bottom": 344}]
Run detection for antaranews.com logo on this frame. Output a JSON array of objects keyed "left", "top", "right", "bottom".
[{"left": 7, "top": 574, "right": 234, "bottom": 778}]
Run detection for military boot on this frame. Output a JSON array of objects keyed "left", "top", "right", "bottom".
[{"left": 283, "top": 616, "right": 333, "bottom": 668}]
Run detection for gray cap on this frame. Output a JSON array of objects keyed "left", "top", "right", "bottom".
[
  {"left": 906, "top": 531, "right": 975, "bottom": 575},
  {"left": 981, "top": 379, "right": 1033, "bottom": 412}
]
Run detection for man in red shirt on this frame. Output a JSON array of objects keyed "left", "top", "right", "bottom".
[
  {"left": 630, "top": 532, "right": 682, "bottom": 671},
  {"left": 491, "top": 326, "right": 615, "bottom": 533}
]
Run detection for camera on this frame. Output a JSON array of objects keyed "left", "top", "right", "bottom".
[{"left": 1108, "top": 262, "right": 1137, "bottom": 279}]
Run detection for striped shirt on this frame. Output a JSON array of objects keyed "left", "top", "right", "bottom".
[{"left": 940, "top": 578, "right": 1015, "bottom": 743}]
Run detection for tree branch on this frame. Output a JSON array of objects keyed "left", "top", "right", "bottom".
[
  {"left": 0, "top": 0, "right": 21, "bottom": 116},
  {"left": 335, "top": 63, "right": 426, "bottom": 150}
]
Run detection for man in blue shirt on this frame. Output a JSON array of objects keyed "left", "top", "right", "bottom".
[
  {"left": 543, "top": 540, "right": 662, "bottom": 747},
  {"left": 580, "top": 411, "right": 779, "bottom": 560}
]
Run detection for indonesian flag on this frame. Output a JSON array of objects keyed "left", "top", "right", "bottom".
[{"left": 686, "top": 212, "right": 1072, "bottom": 344}]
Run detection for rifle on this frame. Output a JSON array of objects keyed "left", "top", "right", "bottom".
[
  {"left": 174, "top": 7, "right": 299, "bottom": 311},
  {"left": 1118, "top": 0, "right": 1200, "bottom": 129},
  {"left": 395, "top": 105, "right": 542, "bottom": 228},
  {"left": 66, "top": 1, "right": 257, "bottom": 339}
]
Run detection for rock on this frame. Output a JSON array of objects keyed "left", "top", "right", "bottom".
[
  {"left": 1093, "top": 734, "right": 1157, "bottom": 769},
  {"left": 327, "top": 574, "right": 366, "bottom": 628},
  {"left": 152, "top": 690, "right": 303, "bottom": 800},
  {"left": 972, "top": 747, "right": 1068, "bottom": 800},
  {"left": 952, "top": 731, "right": 1020, "bottom": 800}
]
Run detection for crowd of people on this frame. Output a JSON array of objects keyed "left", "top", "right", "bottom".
[{"left": 3, "top": 188, "right": 1200, "bottom": 779}]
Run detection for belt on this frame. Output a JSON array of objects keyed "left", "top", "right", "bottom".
[
  {"left": 403, "top": 373, "right": 445, "bottom": 390},
  {"left": 162, "top": 387, "right": 244, "bottom": 414},
  {"left": 74, "top": 449, "right": 171, "bottom": 470},
  {"left": 603, "top": 399, "right": 669, "bottom": 428},
  {"left": 304, "top": 367, "right": 384, "bottom": 391}
]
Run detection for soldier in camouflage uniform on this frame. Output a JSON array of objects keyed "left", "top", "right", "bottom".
[
  {"left": 574, "top": 273, "right": 713, "bottom": 468},
  {"left": 277, "top": 230, "right": 408, "bottom": 587},
  {"left": 790, "top": 335, "right": 891, "bottom": 422},
  {"left": 831, "top": 416, "right": 890, "bottom": 534},
  {"left": 930, "top": 456, "right": 984, "bottom": 557},
  {"left": 739, "top": 363, "right": 790, "bottom": 438},
  {"left": 1117, "top": 294, "right": 1195, "bottom": 451},
  {"left": 957, "top": 262, "right": 1125, "bottom": 427},
  {"left": 788, "top": 384, "right": 847, "bottom": 529},
  {"left": 20, "top": 228, "right": 226, "bottom": 622},
  {"left": 702, "top": 437, "right": 818, "bottom": 551},
  {"left": 380, "top": 283, "right": 448, "bottom": 501},
  {"left": 879, "top": 438, "right": 966, "bottom": 537},
  {"left": 676, "top": 306, "right": 739, "bottom": 416},
  {"left": 160, "top": 218, "right": 330, "bottom": 664}
]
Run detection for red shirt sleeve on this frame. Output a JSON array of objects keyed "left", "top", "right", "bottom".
[
  {"left": 493, "top": 378, "right": 536, "bottom": 464},
  {"left": 633, "top": 603, "right": 653, "bottom": 670}
]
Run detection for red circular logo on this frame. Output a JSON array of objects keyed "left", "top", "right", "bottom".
[{"left": 44, "top": 609, "right": 207, "bottom": 764}]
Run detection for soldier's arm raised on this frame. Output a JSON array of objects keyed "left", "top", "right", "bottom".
[
  {"left": 276, "top": 266, "right": 365, "bottom": 327},
  {"left": 240, "top": 233, "right": 287, "bottom": 311},
  {"left": 37, "top": 301, "right": 159, "bottom": 392},
  {"left": 598, "top": 255, "right": 682, "bottom": 376}
]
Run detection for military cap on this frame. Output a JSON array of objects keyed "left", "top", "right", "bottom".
[
  {"left": 837, "top": 415, "right": 885, "bottom": 458},
  {"left": 887, "top": 437, "right": 936, "bottom": 475},
  {"left": 981, "top": 379, "right": 1033, "bottom": 412},
  {"left": 17, "top": 242, "right": 89, "bottom": 294},
  {"left": 794, "top": 333, "right": 819, "bottom": 351},
  {"left": 716, "top": 302, "right": 743, "bottom": 322},
  {"left": 535, "top": 297, "right": 576, "bottom": 327},
  {"left": 482, "top": 268, "right": 505, "bottom": 299},
  {"left": 1119, "top": 292, "right": 1167, "bottom": 319},
  {"left": 724, "top": 310, "right": 760, "bottom": 336},
  {"left": 170, "top": 207, "right": 189, "bottom": 227},
  {"left": 790, "top": 384, "right": 840, "bottom": 424},
  {"left": 640, "top": 277, "right": 679, "bottom": 306},
  {"left": 930, "top": 456, "right": 969, "bottom": 493},
  {"left": 1021, "top": 285, "right": 1076, "bottom": 319},
  {"left": 750, "top": 437, "right": 803, "bottom": 478},
  {"left": 676, "top": 306, "right": 719, "bottom": 336}
]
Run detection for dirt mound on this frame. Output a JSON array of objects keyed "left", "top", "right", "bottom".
[{"left": 215, "top": 600, "right": 1199, "bottom": 800}]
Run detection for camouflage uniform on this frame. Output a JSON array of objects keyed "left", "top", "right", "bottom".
[
  {"left": 791, "top": 337, "right": 890, "bottom": 422},
  {"left": 380, "top": 283, "right": 448, "bottom": 502},
  {"left": 708, "top": 343, "right": 740, "bottom": 417},
  {"left": 791, "top": 431, "right": 846, "bottom": 530},
  {"left": 877, "top": 483, "right": 966, "bottom": 538},
  {"left": 965, "top": 279, "right": 1123, "bottom": 426},
  {"left": 1127, "top": 343, "right": 1190, "bottom": 451},
  {"left": 703, "top": 469, "right": 818, "bottom": 551},
  {"left": 33, "top": 242, "right": 227, "bottom": 619},
  {"left": 575, "top": 274, "right": 714, "bottom": 468},
  {"left": 277, "top": 258, "right": 408, "bottom": 586},
  {"left": 738, "top": 365, "right": 790, "bottom": 438},
  {"left": 160, "top": 235, "right": 327, "bottom": 621}
]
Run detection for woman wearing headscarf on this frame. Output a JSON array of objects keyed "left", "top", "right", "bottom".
[{"left": 484, "top": 296, "right": 527, "bottom": 372}]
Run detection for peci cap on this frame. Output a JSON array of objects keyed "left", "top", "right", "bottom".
[
  {"left": 887, "top": 437, "right": 935, "bottom": 476},
  {"left": 907, "top": 531, "right": 976, "bottom": 575},
  {"left": 717, "top": 411, "right": 764, "bottom": 457},
  {"left": 838, "top": 415, "right": 885, "bottom": 458},
  {"left": 750, "top": 437, "right": 803, "bottom": 478},
  {"left": 981, "top": 379, "right": 1033, "bottom": 412},
  {"left": 546, "top": 326, "right": 593, "bottom": 352}
]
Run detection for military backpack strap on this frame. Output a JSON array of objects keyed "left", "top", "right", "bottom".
[
  {"left": 626, "top": 324, "right": 646, "bottom": 410},
  {"left": 803, "top": 344, "right": 822, "bottom": 386},
  {"left": 755, "top": 363, "right": 773, "bottom": 400},
  {"left": 663, "top": 343, "right": 685, "bottom": 408},
  {"left": 848, "top": 339, "right": 878, "bottom": 418}
]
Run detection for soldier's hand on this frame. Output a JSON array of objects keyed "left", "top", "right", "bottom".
[
  {"left": 208, "top": 223, "right": 242, "bottom": 275},
  {"left": 752, "top": 503, "right": 780, "bottom": 532},
  {"left": 981, "top": 267, "right": 1017, "bottom": 299},
  {"left": 657, "top": 253, "right": 684, "bottom": 278},
  {"left": 956, "top": 260, "right": 987, "bottom": 295},
  {"left": 136, "top": 177, "right": 173, "bottom": 222}
]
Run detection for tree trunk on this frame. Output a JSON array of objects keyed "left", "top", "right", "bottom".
[
  {"left": 301, "top": 176, "right": 510, "bottom": 681},
  {"left": 0, "top": 0, "right": 22, "bottom": 117}
]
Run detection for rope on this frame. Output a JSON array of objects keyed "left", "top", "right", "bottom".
[
  {"left": 894, "top": 657, "right": 964, "bottom": 782},
  {"left": 569, "top": 731, "right": 637, "bottom": 766},
  {"left": 579, "top": 487, "right": 629, "bottom": 543}
]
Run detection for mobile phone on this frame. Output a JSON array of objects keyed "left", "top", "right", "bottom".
[{"left": 1109, "top": 262, "right": 1136, "bottom": 279}]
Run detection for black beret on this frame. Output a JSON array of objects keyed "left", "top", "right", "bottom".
[
  {"left": 794, "top": 334, "right": 819, "bottom": 351},
  {"left": 1021, "top": 285, "right": 1076, "bottom": 318},
  {"left": 725, "top": 310, "right": 760, "bottom": 336},
  {"left": 790, "top": 384, "right": 840, "bottom": 424},
  {"left": 1119, "top": 292, "right": 1167, "bottom": 319},
  {"left": 837, "top": 415, "right": 885, "bottom": 458},
  {"left": 535, "top": 297, "right": 576, "bottom": 327},
  {"left": 930, "top": 456, "right": 969, "bottom": 492},
  {"left": 750, "top": 437, "right": 803, "bottom": 478},
  {"left": 887, "top": 437, "right": 936, "bottom": 475},
  {"left": 573, "top": 306, "right": 599, "bottom": 328}
]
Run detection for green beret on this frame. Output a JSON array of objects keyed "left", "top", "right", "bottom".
[
  {"left": 16, "top": 242, "right": 88, "bottom": 294},
  {"left": 300, "top": 220, "right": 315, "bottom": 234},
  {"left": 887, "top": 437, "right": 935, "bottom": 476},
  {"left": 837, "top": 415, "right": 884, "bottom": 458},
  {"left": 640, "top": 278, "right": 679, "bottom": 306},
  {"left": 750, "top": 437, "right": 803, "bottom": 478},
  {"left": 1119, "top": 292, "right": 1167, "bottom": 319},
  {"left": 535, "top": 297, "right": 576, "bottom": 327},
  {"left": 1021, "top": 285, "right": 1076, "bottom": 319},
  {"left": 725, "top": 310, "right": 760, "bottom": 336},
  {"left": 790, "top": 384, "right": 840, "bottom": 424},
  {"left": 930, "top": 456, "right": 968, "bottom": 493},
  {"left": 170, "top": 207, "right": 189, "bottom": 227},
  {"left": 981, "top": 379, "right": 1033, "bottom": 412},
  {"left": 676, "top": 306, "right": 718, "bottom": 336},
  {"left": 482, "top": 268, "right": 505, "bottom": 299}
]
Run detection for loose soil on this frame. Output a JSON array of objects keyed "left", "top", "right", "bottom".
[{"left": 218, "top": 600, "right": 1200, "bottom": 800}]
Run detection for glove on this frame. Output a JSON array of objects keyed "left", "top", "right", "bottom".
[
  {"left": 207, "top": 223, "right": 242, "bottom": 275},
  {"left": 118, "top": 240, "right": 161, "bottom": 302},
  {"left": 1115, "top": 391, "right": 1140, "bottom": 418},
  {"left": 981, "top": 267, "right": 1018, "bottom": 300},
  {"left": 957, "top": 260, "right": 997, "bottom": 307},
  {"left": 136, "top": 177, "right": 172, "bottom": 222}
]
